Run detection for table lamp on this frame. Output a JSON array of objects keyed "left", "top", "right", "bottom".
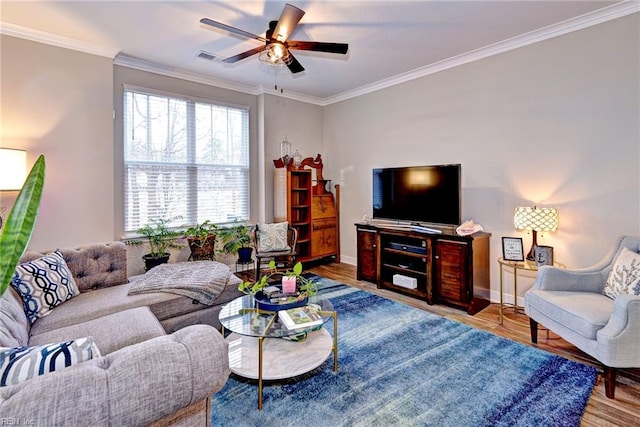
[{"left": 513, "top": 206, "right": 559, "bottom": 261}]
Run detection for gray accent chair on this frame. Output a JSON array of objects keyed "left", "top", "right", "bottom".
[{"left": 524, "top": 235, "right": 640, "bottom": 398}]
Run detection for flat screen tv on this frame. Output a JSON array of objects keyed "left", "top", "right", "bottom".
[{"left": 372, "top": 164, "right": 461, "bottom": 227}]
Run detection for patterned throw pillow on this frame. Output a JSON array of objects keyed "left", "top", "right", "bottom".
[
  {"left": 257, "top": 222, "right": 291, "bottom": 253},
  {"left": 603, "top": 247, "right": 640, "bottom": 299},
  {"left": 0, "top": 337, "right": 100, "bottom": 387},
  {"left": 11, "top": 250, "right": 80, "bottom": 324}
]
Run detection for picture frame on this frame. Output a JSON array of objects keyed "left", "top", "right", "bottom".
[
  {"left": 502, "top": 237, "right": 524, "bottom": 262},
  {"left": 534, "top": 245, "right": 554, "bottom": 267}
]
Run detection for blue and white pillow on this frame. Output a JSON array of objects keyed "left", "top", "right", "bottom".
[
  {"left": 11, "top": 250, "right": 80, "bottom": 324},
  {"left": 257, "top": 222, "right": 290, "bottom": 252},
  {"left": 0, "top": 337, "right": 100, "bottom": 387},
  {"left": 603, "top": 247, "right": 640, "bottom": 299}
]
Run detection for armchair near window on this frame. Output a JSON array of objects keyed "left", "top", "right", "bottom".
[
  {"left": 524, "top": 235, "right": 640, "bottom": 398},
  {"left": 253, "top": 222, "right": 297, "bottom": 280}
]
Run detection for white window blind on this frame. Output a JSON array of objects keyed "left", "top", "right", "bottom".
[{"left": 123, "top": 89, "right": 249, "bottom": 233}]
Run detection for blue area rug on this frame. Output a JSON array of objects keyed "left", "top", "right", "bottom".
[{"left": 212, "top": 276, "right": 597, "bottom": 426}]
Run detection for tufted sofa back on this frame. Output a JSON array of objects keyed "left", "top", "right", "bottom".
[{"left": 20, "top": 242, "right": 128, "bottom": 292}]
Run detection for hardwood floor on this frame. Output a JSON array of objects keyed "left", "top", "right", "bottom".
[{"left": 306, "top": 262, "right": 640, "bottom": 427}]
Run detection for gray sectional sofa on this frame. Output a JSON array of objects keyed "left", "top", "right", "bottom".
[{"left": 0, "top": 241, "right": 244, "bottom": 425}]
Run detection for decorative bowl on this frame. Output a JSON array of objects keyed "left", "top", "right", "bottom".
[{"left": 253, "top": 285, "right": 308, "bottom": 312}]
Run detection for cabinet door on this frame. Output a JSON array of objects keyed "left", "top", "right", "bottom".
[
  {"left": 312, "top": 194, "right": 336, "bottom": 219},
  {"left": 312, "top": 219, "right": 337, "bottom": 257},
  {"left": 434, "top": 240, "right": 469, "bottom": 304},
  {"left": 357, "top": 229, "right": 378, "bottom": 282}
]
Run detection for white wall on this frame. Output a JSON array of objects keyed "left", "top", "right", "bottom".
[
  {"left": 262, "top": 94, "right": 324, "bottom": 221},
  {"left": 3, "top": 14, "right": 638, "bottom": 303},
  {"left": 323, "top": 15, "right": 640, "bottom": 303},
  {"left": 1, "top": 35, "right": 115, "bottom": 250}
]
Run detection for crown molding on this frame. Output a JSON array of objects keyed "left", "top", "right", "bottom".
[
  {"left": 113, "top": 54, "right": 265, "bottom": 96},
  {"left": 322, "top": 2, "right": 640, "bottom": 106},
  {"left": 2, "top": 1, "right": 637, "bottom": 106},
  {"left": 0, "top": 22, "right": 119, "bottom": 59}
]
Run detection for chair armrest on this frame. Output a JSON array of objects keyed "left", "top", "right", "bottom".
[
  {"left": 0, "top": 325, "right": 229, "bottom": 426},
  {"left": 532, "top": 266, "right": 605, "bottom": 293},
  {"left": 598, "top": 294, "right": 640, "bottom": 340},
  {"left": 596, "top": 295, "right": 640, "bottom": 366}
]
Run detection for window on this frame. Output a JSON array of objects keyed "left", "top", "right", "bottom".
[{"left": 123, "top": 88, "right": 249, "bottom": 233}]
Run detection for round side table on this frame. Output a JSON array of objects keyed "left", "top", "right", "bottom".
[{"left": 497, "top": 257, "right": 565, "bottom": 324}]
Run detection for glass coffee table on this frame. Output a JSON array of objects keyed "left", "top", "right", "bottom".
[{"left": 219, "top": 294, "right": 337, "bottom": 410}]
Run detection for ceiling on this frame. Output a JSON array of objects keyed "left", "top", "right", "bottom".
[{"left": 1, "top": 1, "right": 635, "bottom": 105}]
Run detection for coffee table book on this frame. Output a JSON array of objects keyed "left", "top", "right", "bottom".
[{"left": 278, "top": 306, "right": 323, "bottom": 332}]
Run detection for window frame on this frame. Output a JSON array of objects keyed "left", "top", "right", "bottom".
[{"left": 122, "top": 84, "right": 251, "bottom": 234}]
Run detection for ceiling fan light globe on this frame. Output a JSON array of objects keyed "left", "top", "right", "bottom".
[{"left": 270, "top": 43, "right": 286, "bottom": 60}]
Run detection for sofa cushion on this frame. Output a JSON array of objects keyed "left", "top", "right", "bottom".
[
  {"left": 11, "top": 251, "right": 80, "bottom": 324},
  {"left": 526, "top": 290, "right": 613, "bottom": 340},
  {"left": 29, "top": 274, "right": 241, "bottom": 337},
  {"left": 0, "top": 336, "right": 100, "bottom": 387},
  {"left": 603, "top": 247, "right": 640, "bottom": 299},
  {"left": 0, "top": 289, "right": 29, "bottom": 348},
  {"left": 30, "top": 307, "right": 165, "bottom": 355},
  {"left": 257, "top": 222, "right": 290, "bottom": 252}
]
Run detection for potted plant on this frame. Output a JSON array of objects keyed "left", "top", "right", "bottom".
[
  {"left": 0, "top": 155, "right": 45, "bottom": 297},
  {"left": 129, "top": 217, "right": 184, "bottom": 271},
  {"left": 218, "top": 222, "right": 253, "bottom": 263},
  {"left": 184, "top": 220, "right": 218, "bottom": 261},
  {"left": 238, "top": 261, "right": 317, "bottom": 297}
]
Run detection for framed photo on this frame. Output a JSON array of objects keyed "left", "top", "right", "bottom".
[
  {"left": 502, "top": 237, "right": 524, "bottom": 262},
  {"left": 534, "top": 245, "right": 554, "bottom": 267}
]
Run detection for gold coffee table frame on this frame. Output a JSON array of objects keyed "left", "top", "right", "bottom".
[{"left": 219, "top": 296, "right": 338, "bottom": 410}]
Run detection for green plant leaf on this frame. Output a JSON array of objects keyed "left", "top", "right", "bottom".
[
  {"left": 293, "top": 262, "right": 303, "bottom": 276},
  {"left": 0, "top": 155, "right": 45, "bottom": 296}
]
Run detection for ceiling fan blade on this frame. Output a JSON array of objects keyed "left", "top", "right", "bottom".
[
  {"left": 200, "top": 18, "right": 267, "bottom": 42},
  {"left": 286, "top": 52, "right": 305, "bottom": 74},
  {"left": 272, "top": 3, "right": 305, "bottom": 42},
  {"left": 223, "top": 45, "right": 267, "bottom": 63},
  {"left": 287, "top": 41, "right": 349, "bottom": 55}
]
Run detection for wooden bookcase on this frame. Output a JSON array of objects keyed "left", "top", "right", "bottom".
[
  {"left": 355, "top": 223, "right": 490, "bottom": 315},
  {"left": 274, "top": 155, "right": 340, "bottom": 263},
  {"left": 287, "top": 170, "right": 312, "bottom": 259}
]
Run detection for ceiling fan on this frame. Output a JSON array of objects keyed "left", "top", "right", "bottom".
[{"left": 200, "top": 3, "right": 349, "bottom": 74}]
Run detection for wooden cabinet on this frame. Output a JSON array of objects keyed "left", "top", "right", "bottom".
[
  {"left": 434, "top": 240, "right": 468, "bottom": 304},
  {"left": 356, "top": 227, "right": 378, "bottom": 282},
  {"left": 355, "top": 224, "right": 490, "bottom": 315},
  {"left": 311, "top": 192, "right": 338, "bottom": 259},
  {"left": 433, "top": 236, "right": 490, "bottom": 315},
  {"left": 274, "top": 166, "right": 340, "bottom": 263}
]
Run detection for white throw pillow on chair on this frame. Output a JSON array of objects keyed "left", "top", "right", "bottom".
[
  {"left": 603, "top": 247, "right": 640, "bottom": 299},
  {"left": 257, "top": 222, "right": 291, "bottom": 252}
]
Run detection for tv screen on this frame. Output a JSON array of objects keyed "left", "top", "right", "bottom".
[{"left": 372, "top": 164, "right": 461, "bottom": 226}]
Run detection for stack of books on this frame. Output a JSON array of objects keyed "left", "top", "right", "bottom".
[{"left": 278, "top": 305, "right": 323, "bottom": 332}]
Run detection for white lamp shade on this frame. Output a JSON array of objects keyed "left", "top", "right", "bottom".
[
  {"left": 514, "top": 206, "right": 559, "bottom": 232},
  {"left": 0, "top": 148, "right": 27, "bottom": 191}
]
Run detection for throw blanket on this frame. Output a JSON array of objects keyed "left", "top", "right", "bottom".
[{"left": 128, "top": 261, "right": 239, "bottom": 305}]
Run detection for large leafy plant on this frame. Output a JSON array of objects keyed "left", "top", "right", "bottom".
[
  {"left": 218, "top": 222, "right": 253, "bottom": 255},
  {"left": 0, "top": 155, "right": 46, "bottom": 296}
]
